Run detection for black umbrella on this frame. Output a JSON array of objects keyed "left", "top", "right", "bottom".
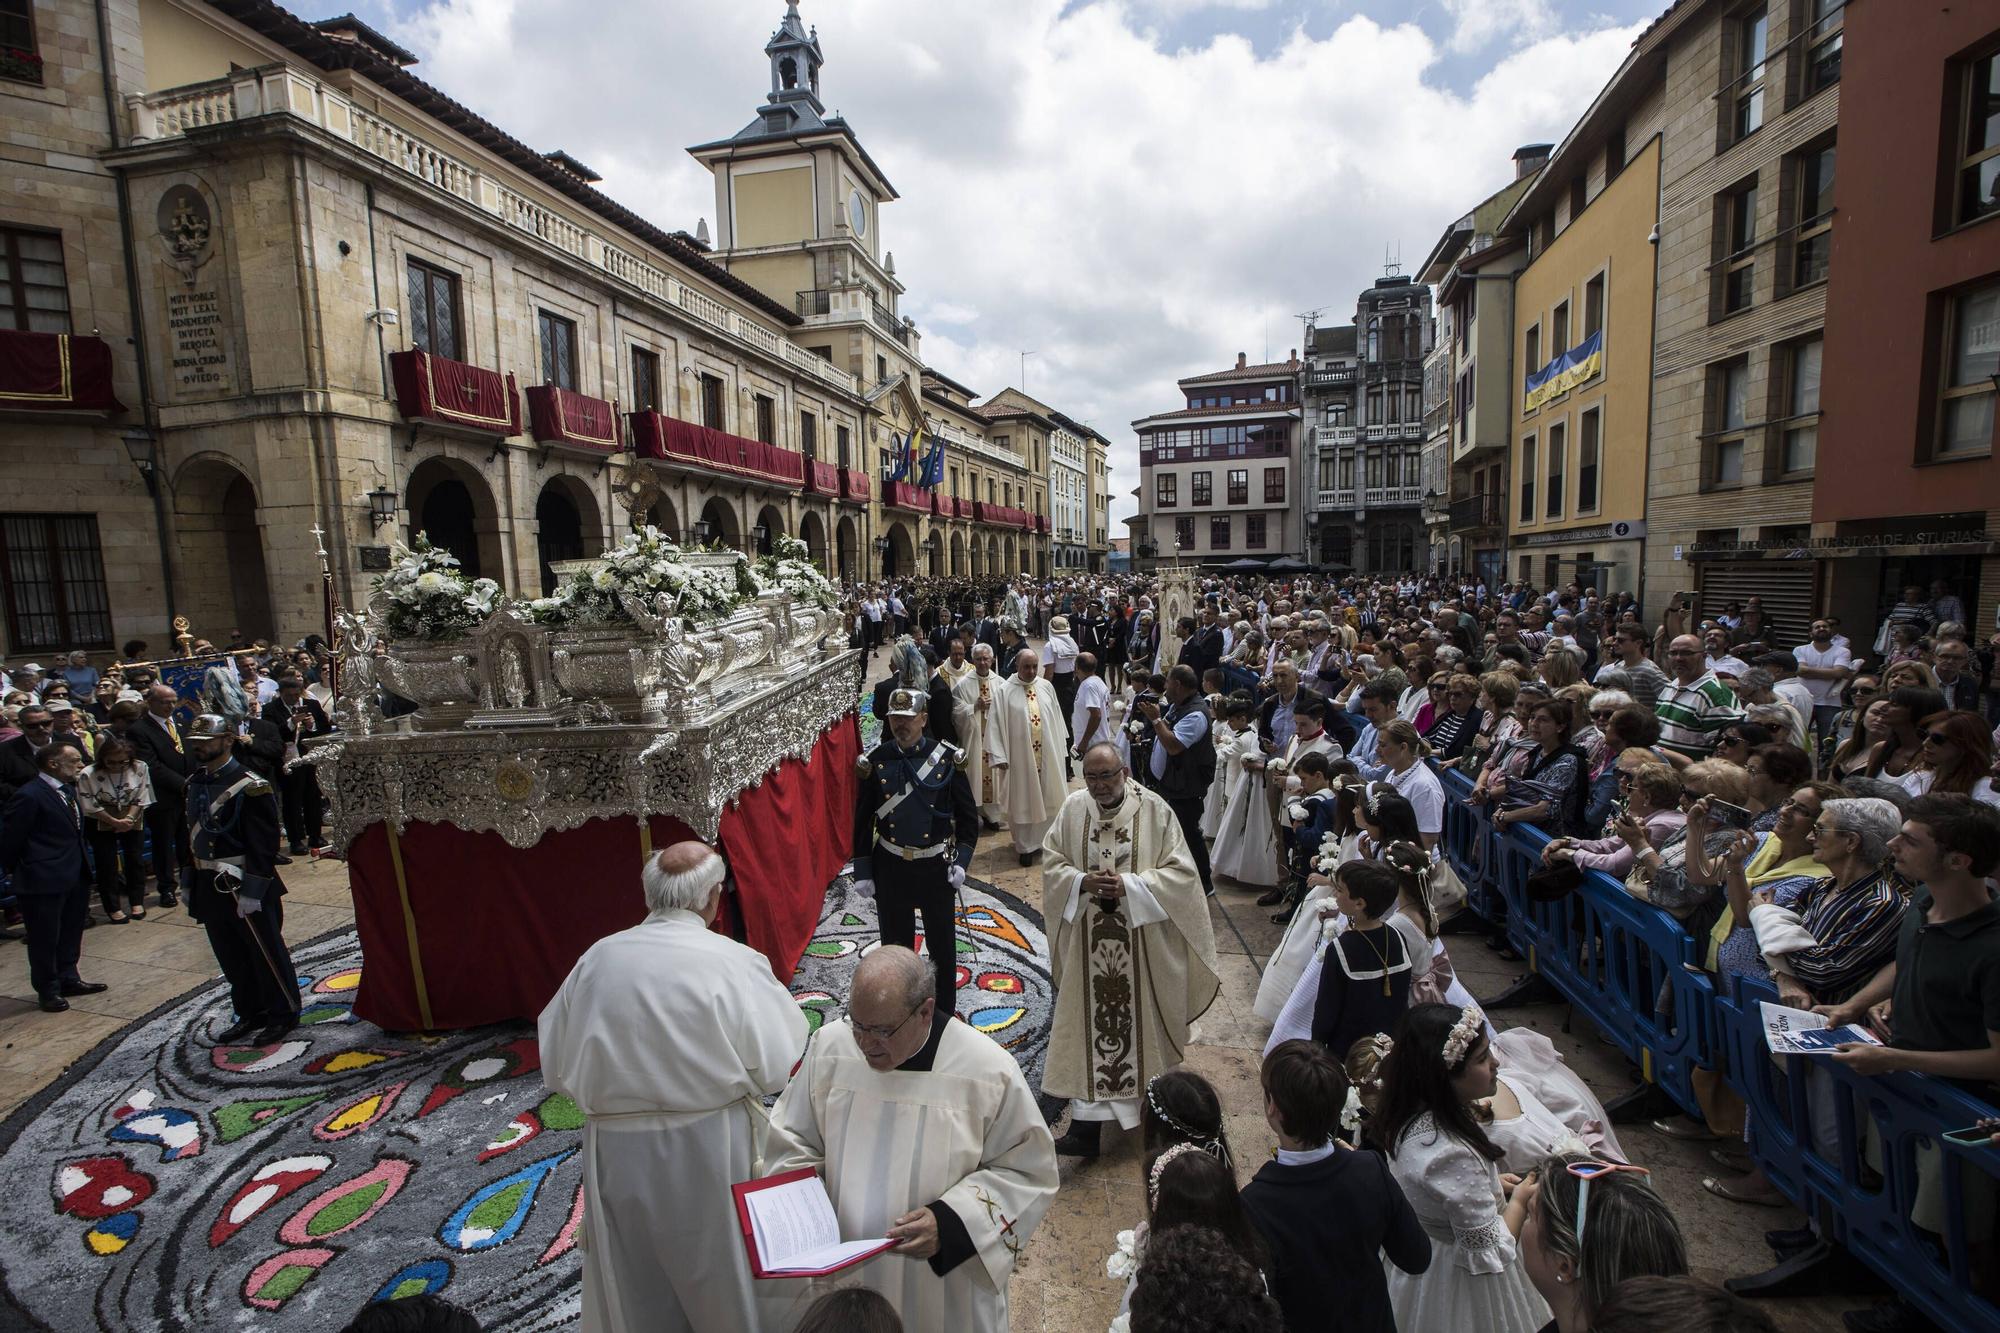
[
  {"left": 1221, "top": 557, "right": 1269, "bottom": 571},
  {"left": 1266, "top": 557, "right": 1311, "bottom": 572}
]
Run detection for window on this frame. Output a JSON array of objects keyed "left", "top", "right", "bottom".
[
  {"left": 1209, "top": 515, "right": 1231, "bottom": 550},
  {"left": 700, "top": 373, "right": 724, "bottom": 429},
  {"left": 754, "top": 394, "right": 775, "bottom": 445},
  {"left": 1264, "top": 467, "right": 1285, "bottom": 503},
  {"left": 630, "top": 346, "right": 661, "bottom": 414},
  {"left": 1546, "top": 421, "right": 1566, "bottom": 519},
  {"left": 1525, "top": 324, "right": 1542, "bottom": 381},
  {"left": 404, "top": 258, "right": 459, "bottom": 359},
  {"left": 1733, "top": 8, "right": 1768, "bottom": 141},
  {"left": 1793, "top": 144, "right": 1835, "bottom": 289},
  {"left": 1583, "top": 273, "right": 1605, "bottom": 340},
  {"left": 1720, "top": 180, "right": 1759, "bottom": 314},
  {"left": 1802, "top": 0, "right": 1842, "bottom": 97},
  {"left": 1174, "top": 517, "right": 1194, "bottom": 550},
  {"left": 799, "top": 410, "right": 817, "bottom": 461},
  {"left": 1519, "top": 436, "right": 1537, "bottom": 521},
  {"left": 0, "top": 227, "right": 67, "bottom": 333},
  {"left": 1156, "top": 474, "right": 1178, "bottom": 507},
  {"left": 1569, "top": 176, "right": 1587, "bottom": 223},
  {"left": 0, "top": 0, "right": 41, "bottom": 83},
  {"left": 1227, "top": 469, "right": 1248, "bottom": 504},
  {"left": 537, "top": 310, "right": 578, "bottom": 389},
  {"left": 1246, "top": 514, "right": 1267, "bottom": 549},
  {"left": 1954, "top": 45, "right": 2000, "bottom": 227},
  {"left": 1606, "top": 122, "right": 1627, "bottom": 182},
  {"left": 1578, "top": 408, "right": 1601, "bottom": 510},
  {"left": 1782, "top": 337, "right": 1821, "bottom": 472},
  {"left": 988, "top": 477, "right": 996, "bottom": 503},
  {"left": 1712, "top": 359, "right": 1751, "bottom": 484},
  {"left": 0, "top": 514, "right": 112, "bottom": 651},
  {"left": 836, "top": 424, "right": 851, "bottom": 467},
  {"left": 1337, "top": 451, "right": 1355, "bottom": 491},
  {"left": 1366, "top": 318, "right": 1380, "bottom": 360},
  {"left": 1367, "top": 390, "right": 1384, "bottom": 425},
  {"left": 1938, "top": 279, "right": 1999, "bottom": 455},
  {"left": 876, "top": 354, "right": 888, "bottom": 383},
  {"left": 1551, "top": 302, "right": 1571, "bottom": 360},
  {"left": 1191, "top": 470, "right": 1212, "bottom": 506}
]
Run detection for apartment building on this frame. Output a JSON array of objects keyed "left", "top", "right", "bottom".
[
  {"left": 1133, "top": 352, "right": 1303, "bottom": 568},
  {"left": 1312, "top": 277, "right": 1432, "bottom": 574}
]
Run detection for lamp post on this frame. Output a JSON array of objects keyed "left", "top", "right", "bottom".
[
  {"left": 121, "top": 427, "right": 179, "bottom": 624},
  {"left": 691, "top": 519, "right": 714, "bottom": 546},
  {"left": 872, "top": 534, "right": 891, "bottom": 577},
  {"left": 753, "top": 522, "right": 770, "bottom": 555},
  {"left": 367, "top": 486, "right": 399, "bottom": 531}
]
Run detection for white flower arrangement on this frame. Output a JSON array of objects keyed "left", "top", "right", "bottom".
[
  {"left": 373, "top": 534, "right": 495, "bottom": 640},
  {"left": 534, "top": 526, "right": 747, "bottom": 628},
  {"left": 749, "top": 533, "right": 837, "bottom": 609},
  {"left": 1105, "top": 1229, "right": 1140, "bottom": 1282}
]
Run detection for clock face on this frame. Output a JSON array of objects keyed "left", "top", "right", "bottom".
[{"left": 848, "top": 189, "right": 868, "bottom": 237}]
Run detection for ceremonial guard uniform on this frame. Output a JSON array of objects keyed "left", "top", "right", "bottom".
[
  {"left": 853, "top": 689, "right": 979, "bottom": 1012},
  {"left": 184, "top": 714, "right": 301, "bottom": 1044}
]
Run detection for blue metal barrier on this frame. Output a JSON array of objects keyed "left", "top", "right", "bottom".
[
  {"left": 1716, "top": 974, "right": 2000, "bottom": 1333},
  {"left": 1435, "top": 758, "right": 2000, "bottom": 1331}
]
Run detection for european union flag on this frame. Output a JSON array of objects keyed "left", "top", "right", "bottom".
[{"left": 919, "top": 422, "right": 946, "bottom": 487}]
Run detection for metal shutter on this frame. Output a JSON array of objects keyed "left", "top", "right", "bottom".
[{"left": 1696, "top": 562, "right": 1817, "bottom": 647}]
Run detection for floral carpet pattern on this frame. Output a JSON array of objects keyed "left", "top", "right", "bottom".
[{"left": 0, "top": 877, "right": 1048, "bottom": 1332}]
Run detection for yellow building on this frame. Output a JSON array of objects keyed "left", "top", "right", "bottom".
[{"left": 1501, "top": 135, "right": 1662, "bottom": 595}]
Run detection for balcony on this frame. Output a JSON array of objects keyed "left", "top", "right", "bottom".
[
  {"left": 1313, "top": 485, "right": 1424, "bottom": 513},
  {"left": 1362, "top": 422, "right": 1426, "bottom": 443},
  {"left": 628, "top": 411, "right": 804, "bottom": 488},
  {"left": 805, "top": 459, "right": 841, "bottom": 495},
  {"left": 1033, "top": 514, "right": 1050, "bottom": 534},
  {"left": 1313, "top": 425, "right": 1358, "bottom": 449},
  {"left": 127, "top": 66, "right": 863, "bottom": 398},
  {"left": 1304, "top": 365, "right": 1355, "bottom": 388},
  {"left": 872, "top": 300, "right": 912, "bottom": 346},
  {"left": 973, "top": 501, "right": 1031, "bottom": 529},
  {"left": 839, "top": 468, "right": 871, "bottom": 504},
  {"left": 390, "top": 348, "right": 519, "bottom": 436},
  {"left": 0, "top": 330, "right": 124, "bottom": 414},
  {"left": 883, "top": 479, "right": 930, "bottom": 512},
  {"left": 1448, "top": 492, "right": 1506, "bottom": 531},
  {"left": 525, "top": 384, "right": 621, "bottom": 453}
]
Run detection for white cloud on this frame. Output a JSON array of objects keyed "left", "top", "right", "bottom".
[
  {"left": 384, "top": 0, "right": 1643, "bottom": 527},
  {"left": 1440, "top": 0, "right": 1560, "bottom": 54}
]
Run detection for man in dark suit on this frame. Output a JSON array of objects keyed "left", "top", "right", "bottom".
[
  {"left": 973, "top": 603, "right": 1002, "bottom": 657},
  {"left": 0, "top": 744, "right": 105, "bottom": 1010},
  {"left": 263, "top": 673, "right": 331, "bottom": 854},
  {"left": 1177, "top": 611, "right": 1225, "bottom": 678},
  {"left": 0, "top": 704, "right": 85, "bottom": 801},
  {"left": 126, "top": 683, "right": 192, "bottom": 908}
]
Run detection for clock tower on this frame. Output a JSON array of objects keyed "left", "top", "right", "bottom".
[{"left": 688, "top": 2, "right": 920, "bottom": 402}]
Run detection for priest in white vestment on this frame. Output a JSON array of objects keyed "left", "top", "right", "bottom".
[
  {"left": 989, "top": 648, "right": 1071, "bottom": 864},
  {"left": 1041, "top": 744, "right": 1221, "bottom": 1158},
  {"left": 763, "top": 947, "right": 1058, "bottom": 1333},
  {"left": 537, "top": 842, "right": 808, "bottom": 1333},
  {"left": 951, "top": 643, "right": 1005, "bottom": 829}
]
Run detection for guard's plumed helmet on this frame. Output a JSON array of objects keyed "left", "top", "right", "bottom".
[{"left": 186, "top": 713, "right": 232, "bottom": 739}]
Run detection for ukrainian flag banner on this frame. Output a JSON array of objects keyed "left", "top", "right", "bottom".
[{"left": 1522, "top": 330, "right": 1604, "bottom": 413}]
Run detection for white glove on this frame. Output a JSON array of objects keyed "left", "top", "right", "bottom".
[
  {"left": 852, "top": 878, "right": 876, "bottom": 899},
  {"left": 948, "top": 864, "right": 966, "bottom": 890},
  {"left": 235, "top": 895, "right": 262, "bottom": 918}
]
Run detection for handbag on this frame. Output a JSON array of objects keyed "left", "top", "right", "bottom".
[
  {"left": 1429, "top": 857, "right": 1469, "bottom": 915},
  {"left": 1526, "top": 860, "right": 1584, "bottom": 902}
]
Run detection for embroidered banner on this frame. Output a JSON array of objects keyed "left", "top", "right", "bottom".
[
  {"left": 0, "top": 330, "right": 124, "bottom": 412},
  {"left": 628, "top": 411, "right": 806, "bottom": 487},
  {"left": 389, "top": 348, "right": 520, "bottom": 435},
  {"left": 525, "top": 385, "right": 621, "bottom": 452}
]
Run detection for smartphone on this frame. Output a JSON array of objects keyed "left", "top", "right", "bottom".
[
  {"left": 1943, "top": 1124, "right": 1998, "bottom": 1147},
  {"left": 1707, "top": 798, "right": 1755, "bottom": 831}
]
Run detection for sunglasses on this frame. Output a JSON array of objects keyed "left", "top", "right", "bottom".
[
  {"left": 1589, "top": 709, "right": 1615, "bottom": 721},
  {"left": 1922, "top": 731, "right": 1954, "bottom": 746},
  {"left": 1718, "top": 734, "right": 1746, "bottom": 746},
  {"left": 1568, "top": 1160, "right": 1653, "bottom": 1254}
]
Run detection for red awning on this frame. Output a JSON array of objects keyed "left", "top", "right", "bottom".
[
  {"left": 0, "top": 330, "right": 124, "bottom": 413},
  {"left": 629, "top": 411, "right": 805, "bottom": 488},
  {"left": 526, "top": 385, "right": 621, "bottom": 452},
  {"left": 389, "top": 348, "right": 520, "bottom": 435}
]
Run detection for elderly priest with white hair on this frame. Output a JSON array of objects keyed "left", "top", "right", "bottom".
[
  {"left": 762, "top": 945, "right": 1059, "bottom": 1332},
  {"left": 538, "top": 841, "right": 808, "bottom": 1333}
]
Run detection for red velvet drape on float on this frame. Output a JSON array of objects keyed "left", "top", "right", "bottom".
[{"left": 347, "top": 714, "right": 860, "bottom": 1031}]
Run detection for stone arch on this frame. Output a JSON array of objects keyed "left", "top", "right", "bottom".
[
  {"left": 926, "top": 529, "right": 943, "bottom": 576},
  {"left": 799, "top": 510, "right": 828, "bottom": 569},
  {"left": 950, "top": 529, "right": 966, "bottom": 576},
  {"left": 171, "top": 454, "right": 275, "bottom": 644},
  {"left": 882, "top": 519, "right": 916, "bottom": 579},
  {"left": 835, "top": 515, "right": 858, "bottom": 583},
  {"left": 698, "top": 495, "right": 741, "bottom": 549},
  {"left": 1003, "top": 534, "right": 1018, "bottom": 574},
  {"left": 644, "top": 494, "right": 680, "bottom": 541},
  {"left": 534, "top": 475, "right": 603, "bottom": 595},
  {"left": 406, "top": 453, "right": 503, "bottom": 585},
  {"left": 985, "top": 533, "right": 1000, "bottom": 577},
  {"left": 753, "top": 503, "right": 787, "bottom": 557}
]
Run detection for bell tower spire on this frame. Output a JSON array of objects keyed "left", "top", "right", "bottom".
[{"left": 765, "top": 2, "right": 825, "bottom": 115}]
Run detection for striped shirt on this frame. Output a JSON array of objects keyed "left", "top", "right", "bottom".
[
  {"left": 1653, "top": 671, "right": 1744, "bottom": 759},
  {"left": 1779, "top": 871, "right": 1909, "bottom": 1005},
  {"left": 1601, "top": 657, "right": 1670, "bottom": 711}
]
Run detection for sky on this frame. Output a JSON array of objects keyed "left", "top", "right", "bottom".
[{"left": 343, "top": 0, "right": 1662, "bottom": 528}]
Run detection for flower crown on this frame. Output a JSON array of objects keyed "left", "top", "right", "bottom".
[
  {"left": 1147, "top": 1142, "right": 1204, "bottom": 1206},
  {"left": 1145, "top": 1074, "right": 1223, "bottom": 1155},
  {"left": 1339, "top": 1085, "right": 1365, "bottom": 1132},
  {"left": 1440, "top": 1005, "right": 1485, "bottom": 1068}
]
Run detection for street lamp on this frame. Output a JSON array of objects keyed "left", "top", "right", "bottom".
[
  {"left": 753, "top": 522, "right": 770, "bottom": 551},
  {"left": 367, "top": 486, "right": 399, "bottom": 530},
  {"left": 121, "top": 428, "right": 158, "bottom": 495},
  {"left": 691, "top": 519, "right": 714, "bottom": 545}
]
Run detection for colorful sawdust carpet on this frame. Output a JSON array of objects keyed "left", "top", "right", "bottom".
[{"left": 0, "top": 877, "right": 1049, "bottom": 1332}]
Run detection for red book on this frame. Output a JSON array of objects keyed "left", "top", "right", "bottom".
[{"left": 731, "top": 1167, "right": 896, "bottom": 1278}]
